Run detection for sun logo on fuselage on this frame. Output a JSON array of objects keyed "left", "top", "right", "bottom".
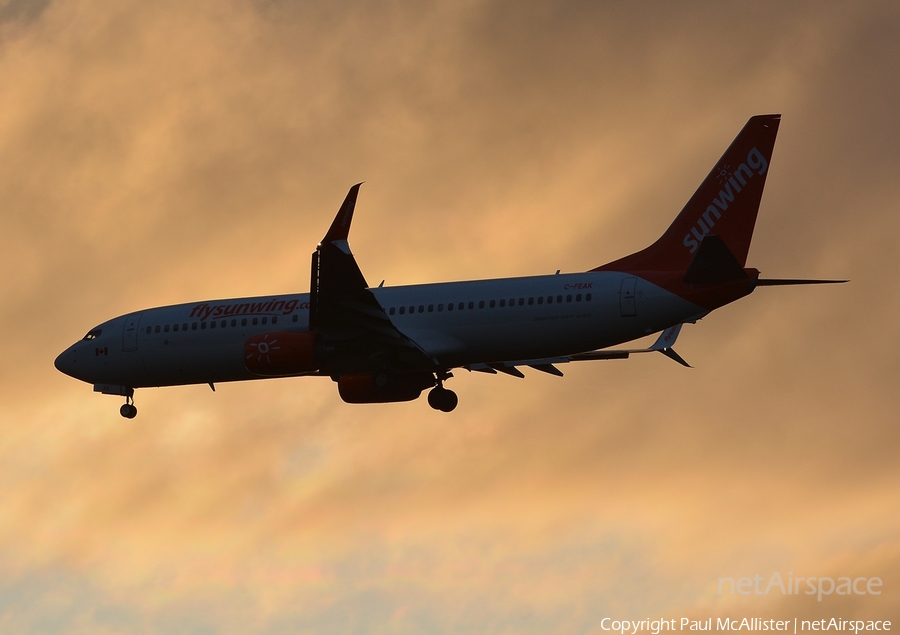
[
  {"left": 716, "top": 163, "right": 732, "bottom": 185},
  {"left": 247, "top": 334, "right": 281, "bottom": 365}
]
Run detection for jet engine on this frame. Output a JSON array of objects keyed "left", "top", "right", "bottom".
[
  {"left": 245, "top": 332, "right": 318, "bottom": 376},
  {"left": 337, "top": 372, "right": 435, "bottom": 404}
]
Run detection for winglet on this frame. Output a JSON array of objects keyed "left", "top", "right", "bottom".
[
  {"left": 650, "top": 324, "right": 692, "bottom": 367},
  {"left": 650, "top": 324, "right": 682, "bottom": 350},
  {"left": 322, "top": 183, "right": 363, "bottom": 244}
]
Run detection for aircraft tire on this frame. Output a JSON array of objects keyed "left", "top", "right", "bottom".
[
  {"left": 427, "top": 387, "right": 442, "bottom": 410},
  {"left": 439, "top": 389, "right": 458, "bottom": 412},
  {"left": 428, "top": 387, "right": 458, "bottom": 413},
  {"left": 120, "top": 404, "right": 137, "bottom": 419}
]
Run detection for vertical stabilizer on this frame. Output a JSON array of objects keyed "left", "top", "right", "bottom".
[{"left": 596, "top": 114, "right": 780, "bottom": 274}]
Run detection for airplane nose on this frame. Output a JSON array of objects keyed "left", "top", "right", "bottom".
[{"left": 54, "top": 346, "right": 80, "bottom": 379}]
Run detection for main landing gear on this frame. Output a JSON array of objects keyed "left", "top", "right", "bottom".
[
  {"left": 120, "top": 396, "right": 138, "bottom": 419},
  {"left": 427, "top": 371, "right": 458, "bottom": 412}
]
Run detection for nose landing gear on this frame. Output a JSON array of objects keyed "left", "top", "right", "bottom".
[
  {"left": 119, "top": 396, "right": 138, "bottom": 419},
  {"left": 94, "top": 384, "right": 137, "bottom": 419},
  {"left": 427, "top": 371, "right": 458, "bottom": 412}
]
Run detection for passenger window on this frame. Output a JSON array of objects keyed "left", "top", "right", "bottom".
[
  {"left": 261, "top": 317, "right": 267, "bottom": 325},
  {"left": 428, "top": 305, "right": 433, "bottom": 312},
  {"left": 399, "top": 306, "right": 405, "bottom": 315},
  {"left": 518, "top": 298, "right": 524, "bottom": 306},
  {"left": 509, "top": 298, "right": 514, "bottom": 306},
  {"left": 576, "top": 294, "right": 582, "bottom": 301},
  {"left": 438, "top": 304, "right": 443, "bottom": 312},
  {"left": 461, "top": 302, "right": 467, "bottom": 310},
  {"left": 232, "top": 319, "right": 237, "bottom": 326},
  {"left": 499, "top": 299, "right": 505, "bottom": 307},
  {"left": 567, "top": 295, "right": 572, "bottom": 302},
  {"left": 164, "top": 325, "right": 170, "bottom": 333},
  {"left": 557, "top": 295, "right": 563, "bottom": 303},
  {"left": 447, "top": 303, "right": 453, "bottom": 311},
  {"left": 537, "top": 297, "right": 543, "bottom": 305},
  {"left": 478, "top": 300, "right": 484, "bottom": 308},
  {"left": 528, "top": 297, "right": 534, "bottom": 305},
  {"left": 547, "top": 296, "right": 553, "bottom": 304},
  {"left": 291, "top": 315, "right": 298, "bottom": 323},
  {"left": 145, "top": 327, "right": 152, "bottom": 335},
  {"left": 409, "top": 306, "right": 415, "bottom": 314},
  {"left": 242, "top": 318, "right": 248, "bottom": 326},
  {"left": 183, "top": 323, "right": 188, "bottom": 330},
  {"left": 173, "top": 324, "right": 179, "bottom": 332},
  {"left": 210, "top": 321, "right": 216, "bottom": 329},
  {"left": 272, "top": 317, "right": 277, "bottom": 324},
  {"left": 489, "top": 300, "right": 495, "bottom": 308},
  {"left": 419, "top": 305, "right": 424, "bottom": 313},
  {"left": 389, "top": 307, "right": 395, "bottom": 315},
  {"left": 252, "top": 318, "right": 258, "bottom": 326},
  {"left": 201, "top": 322, "right": 207, "bottom": 330},
  {"left": 192, "top": 323, "right": 197, "bottom": 330},
  {"left": 586, "top": 293, "right": 592, "bottom": 301}
]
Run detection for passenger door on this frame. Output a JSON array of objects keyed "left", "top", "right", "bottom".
[{"left": 122, "top": 313, "right": 141, "bottom": 351}]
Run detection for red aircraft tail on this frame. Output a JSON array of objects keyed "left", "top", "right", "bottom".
[{"left": 595, "top": 114, "right": 780, "bottom": 275}]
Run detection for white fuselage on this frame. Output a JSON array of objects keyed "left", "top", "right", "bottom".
[{"left": 56, "top": 270, "right": 705, "bottom": 389}]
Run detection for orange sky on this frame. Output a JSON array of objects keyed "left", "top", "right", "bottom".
[{"left": 1, "top": 0, "right": 899, "bottom": 632}]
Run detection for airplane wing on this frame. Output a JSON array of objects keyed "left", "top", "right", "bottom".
[
  {"left": 464, "top": 324, "right": 691, "bottom": 377},
  {"left": 309, "top": 184, "right": 436, "bottom": 374}
]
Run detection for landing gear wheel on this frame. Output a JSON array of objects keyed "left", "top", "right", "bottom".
[
  {"left": 427, "top": 387, "right": 458, "bottom": 412},
  {"left": 120, "top": 403, "right": 137, "bottom": 419},
  {"left": 440, "top": 389, "right": 458, "bottom": 412}
]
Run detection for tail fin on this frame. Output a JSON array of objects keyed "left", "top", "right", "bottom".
[{"left": 595, "top": 114, "right": 780, "bottom": 274}]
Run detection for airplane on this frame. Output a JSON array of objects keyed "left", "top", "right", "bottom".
[{"left": 55, "top": 114, "right": 845, "bottom": 417}]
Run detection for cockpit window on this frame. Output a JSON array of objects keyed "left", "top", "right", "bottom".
[{"left": 83, "top": 328, "right": 102, "bottom": 341}]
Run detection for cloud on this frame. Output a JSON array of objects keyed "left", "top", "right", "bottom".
[{"left": 1, "top": 0, "right": 898, "bottom": 632}]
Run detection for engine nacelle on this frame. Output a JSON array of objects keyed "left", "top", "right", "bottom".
[
  {"left": 337, "top": 372, "right": 435, "bottom": 404},
  {"left": 245, "top": 331, "right": 318, "bottom": 376}
]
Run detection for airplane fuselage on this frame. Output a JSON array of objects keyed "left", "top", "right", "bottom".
[{"left": 56, "top": 270, "right": 708, "bottom": 390}]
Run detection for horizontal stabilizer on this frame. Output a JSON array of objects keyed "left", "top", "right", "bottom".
[{"left": 756, "top": 278, "right": 848, "bottom": 286}]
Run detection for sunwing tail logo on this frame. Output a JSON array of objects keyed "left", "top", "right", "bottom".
[{"left": 683, "top": 147, "right": 769, "bottom": 253}]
